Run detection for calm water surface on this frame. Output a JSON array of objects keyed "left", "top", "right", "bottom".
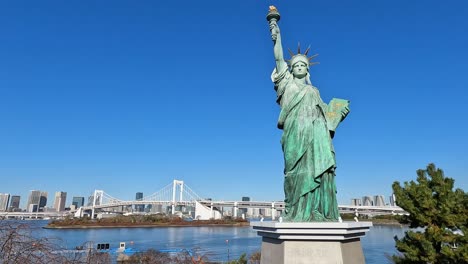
[{"left": 18, "top": 220, "right": 405, "bottom": 263}]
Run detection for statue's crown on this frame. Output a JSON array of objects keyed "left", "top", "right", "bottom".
[{"left": 286, "top": 43, "right": 319, "bottom": 68}]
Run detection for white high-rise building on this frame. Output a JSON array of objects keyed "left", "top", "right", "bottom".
[
  {"left": 54, "top": 191, "right": 67, "bottom": 212},
  {"left": 389, "top": 193, "right": 396, "bottom": 206},
  {"left": 9, "top": 195, "right": 21, "bottom": 211},
  {"left": 0, "top": 193, "right": 10, "bottom": 212},
  {"left": 27, "top": 190, "right": 41, "bottom": 209},
  {"left": 27, "top": 190, "right": 48, "bottom": 212},
  {"left": 374, "top": 195, "right": 385, "bottom": 207},
  {"left": 362, "top": 196, "right": 373, "bottom": 206},
  {"left": 351, "top": 198, "right": 362, "bottom": 206}
]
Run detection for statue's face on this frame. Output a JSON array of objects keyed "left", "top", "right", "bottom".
[{"left": 292, "top": 62, "right": 308, "bottom": 78}]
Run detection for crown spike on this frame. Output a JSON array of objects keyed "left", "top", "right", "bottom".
[
  {"left": 287, "top": 48, "right": 295, "bottom": 57},
  {"left": 309, "top": 54, "right": 319, "bottom": 59},
  {"left": 297, "top": 42, "right": 301, "bottom": 54},
  {"left": 304, "top": 45, "right": 311, "bottom": 56},
  {"left": 308, "top": 54, "right": 318, "bottom": 61}
]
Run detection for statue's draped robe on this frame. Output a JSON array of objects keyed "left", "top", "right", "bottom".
[{"left": 272, "top": 63, "right": 339, "bottom": 221}]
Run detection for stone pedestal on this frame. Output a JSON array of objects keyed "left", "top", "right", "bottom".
[{"left": 251, "top": 221, "right": 372, "bottom": 264}]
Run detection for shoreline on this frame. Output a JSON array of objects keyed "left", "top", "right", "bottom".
[
  {"left": 370, "top": 222, "right": 406, "bottom": 227},
  {"left": 44, "top": 222, "right": 250, "bottom": 229},
  {"left": 44, "top": 220, "right": 404, "bottom": 229}
]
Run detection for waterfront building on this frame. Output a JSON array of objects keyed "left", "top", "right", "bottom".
[
  {"left": 54, "top": 191, "right": 67, "bottom": 212},
  {"left": 72, "top": 196, "right": 85, "bottom": 208},
  {"left": 136, "top": 192, "right": 143, "bottom": 200},
  {"left": 9, "top": 195, "right": 20, "bottom": 211},
  {"left": 374, "top": 195, "right": 385, "bottom": 207},
  {"left": 135, "top": 192, "right": 144, "bottom": 212},
  {"left": 389, "top": 193, "right": 396, "bottom": 206},
  {"left": 151, "top": 204, "right": 163, "bottom": 213},
  {"left": 39, "top": 192, "right": 48, "bottom": 210},
  {"left": 28, "top": 204, "right": 38, "bottom": 213},
  {"left": 351, "top": 198, "right": 362, "bottom": 206},
  {"left": 362, "top": 196, "right": 373, "bottom": 206},
  {"left": 27, "top": 190, "right": 41, "bottom": 210},
  {"left": 27, "top": 190, "right": 48, "bottom": 212},
  {"left": 0, "top": 193, "right": 10, "bottom": 212}
]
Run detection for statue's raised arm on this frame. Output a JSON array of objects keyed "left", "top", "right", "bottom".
[{"left": 267, "top": 6, "right": 286, "bottom": 74}]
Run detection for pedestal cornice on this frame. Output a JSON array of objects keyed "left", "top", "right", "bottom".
[{"left": 251, "top": 221, "right": 372, "bottom": 241}]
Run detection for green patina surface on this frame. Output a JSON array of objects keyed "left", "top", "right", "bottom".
[{"left": 267, "top": 6, "right": 350, "bottom": 222}]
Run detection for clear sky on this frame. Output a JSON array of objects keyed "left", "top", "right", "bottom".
[{"left": 1, "top": 1, "right": 467, "bottom": 208}]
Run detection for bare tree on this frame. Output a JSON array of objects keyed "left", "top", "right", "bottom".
[
  {"left": 0, "top": 221, "right": 111, "bottom": 264},
  {"left": 0, "top": 221, "right": 67, "bottom": 263}
]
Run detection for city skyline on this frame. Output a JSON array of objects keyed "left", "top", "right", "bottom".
[
  {"left": 1, "top": 1, "right": 467, "bottom": 207},
  {"left": 0, "top": 184, "right": 399, "bottom": 211}
]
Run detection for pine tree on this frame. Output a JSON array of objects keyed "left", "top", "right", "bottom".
[{"left": 392, "top": 163, "right": 468, "bottom": 263}]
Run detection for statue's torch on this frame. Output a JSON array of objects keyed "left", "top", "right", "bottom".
[
  {"left": 266, "top": 6, "right": 281, "bottom": 25},
  {"left": 267, "top": 6, "right": 281, "bottom": 41}
]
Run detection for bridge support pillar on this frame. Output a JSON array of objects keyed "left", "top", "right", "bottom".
[
  {"left": 233, "top": 202, "right": 238, "bottom": 218},
  {"left": 91, "top": 190, "right": 96, "bottom": 219},
  {"left": 210, "top": 203, "right": 213, "bottom": 219},
  {"left": 271, "top": 202, "right": 276, "bottom": 221}
]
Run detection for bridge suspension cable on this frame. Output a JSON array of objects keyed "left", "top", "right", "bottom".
[{"left": 143, "top": 182, "right": 174, "bottom": 201}]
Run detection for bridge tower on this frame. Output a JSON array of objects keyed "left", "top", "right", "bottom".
[
  {"left": 91, "top": 190, "right": 103, "bottom": 219},
  {"left": 171, "top": 180, "right": 184, "bottom": 215}
]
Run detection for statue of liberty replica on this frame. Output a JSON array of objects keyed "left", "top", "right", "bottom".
[{"left": 267, "top": 6, "right": 350, "bottom": 222}]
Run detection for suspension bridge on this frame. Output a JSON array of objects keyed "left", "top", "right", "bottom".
[{"left": 73, "top": 180, "right": 405, "bottom": 220}]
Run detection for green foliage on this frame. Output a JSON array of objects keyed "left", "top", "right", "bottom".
[
  {"left": 227, "top": 253, "right": 247, "bottom": 264},
  {"left": 392, "top": 163, "right": 468, "bottom": 263}
]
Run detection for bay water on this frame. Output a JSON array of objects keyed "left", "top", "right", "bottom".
[{"left": 15, "top": 220, "right": 405, "bottom": 263}]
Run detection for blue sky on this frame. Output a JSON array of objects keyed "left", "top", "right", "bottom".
[{"left": 1, "top": 1, "right": 467, "bottom": 208}]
